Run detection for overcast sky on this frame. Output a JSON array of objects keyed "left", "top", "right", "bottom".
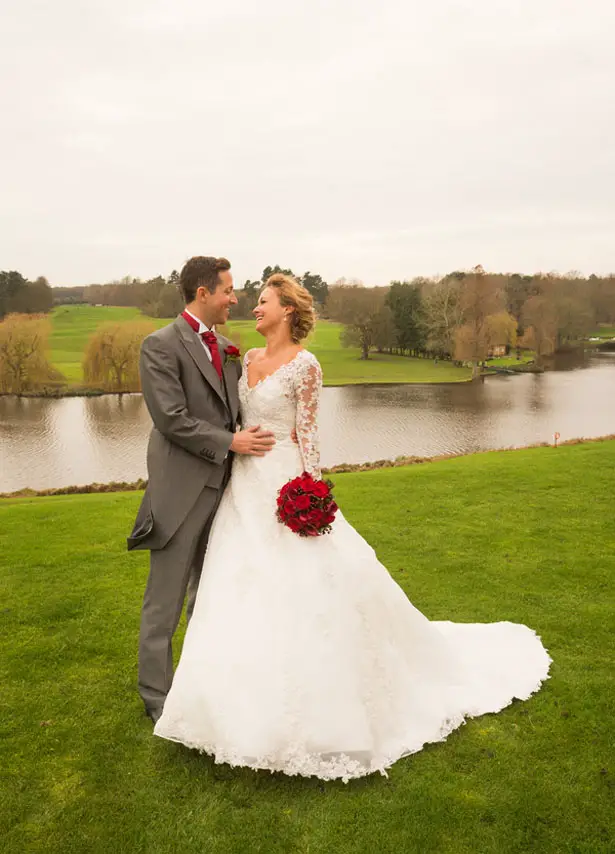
[{"left": 1, "top": 0, "right": 614, "bottom": 286}]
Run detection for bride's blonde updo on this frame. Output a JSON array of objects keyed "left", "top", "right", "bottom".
[{"left": 263, "top": 274, "right": 316, "bottom": 343}]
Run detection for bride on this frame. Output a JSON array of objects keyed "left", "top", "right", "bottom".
[{"left": 154, "top": 274, "right": 551, "bottom": 782}]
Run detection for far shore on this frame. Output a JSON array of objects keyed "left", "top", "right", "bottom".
[
  {"left": 0, "top": 359, "right": 546, "bottom": 399},
  {"left": 2, "top": 305, "right": 610, "bottom": 398},
  {"left": 0, "top": 375, "right": 477, "bottom": 400},
  {"left": 1, "top": 353, "right": 546, "bottom": 400}
]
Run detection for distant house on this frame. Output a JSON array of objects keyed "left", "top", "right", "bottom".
[{"left": 488, "top": 345, "right": 507, "bottom": 358}]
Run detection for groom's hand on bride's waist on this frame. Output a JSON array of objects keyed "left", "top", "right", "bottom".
[{"left": 230, "top": 426, "right": 276, "bottom": 456}]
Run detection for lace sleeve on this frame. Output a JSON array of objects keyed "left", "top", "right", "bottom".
[
  {"left": 295, "top": 353, "right": 323, "bottom": 478},
  {"left": 243, "top": 348, "right": 257, "bottom": 370}
]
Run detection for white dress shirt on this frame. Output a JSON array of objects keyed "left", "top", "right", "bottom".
[{"left": 184, "top": 309, "right": 214, "bottom": 362}]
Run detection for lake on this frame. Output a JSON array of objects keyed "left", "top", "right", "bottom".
[{"left": 1, "top": 351, "right": 614, "bottom": 493}]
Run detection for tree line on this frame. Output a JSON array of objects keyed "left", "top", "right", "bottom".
[
  {"left": 325, "top": 268, "right": 615, "bottom": 377},
  {"left": 52, "top": 273, "right": 183, "bottom": 317},
  {"left": 1, "top": 264, "right": 329, "bottom": 394},
  {"left": 51, "top": 266, "right": 330, "bottom": 319},
  {"left": 0, "top": 271, "right": 53, "bottom": 319},
  {"left": 52, "top": 266, "right": 615, "bottom": 377},
  {"left": 2, "top": 263, "right": 615, "bottom": 394}
]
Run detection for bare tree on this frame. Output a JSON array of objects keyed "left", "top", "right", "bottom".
[
  {"left": 553, "top": 275, "right": 596, "bottom": 345},
  {"left": 83, "top": 321, "right": 155, "bottom": 391},
  {"left": 453, "top": 267, "right": 516, "bottom": 378},
  {"left": 0, "top": 313, "right": 57, "bottom": 393},
  {"left": 422, "top": 274, "right": 464, "bottom": 357},
  {"left": 326, "top": 285, "right": 390, "bottom": 359},
  {"left": 521, "top": 276, "right": 559, "bottom": 366},
  {"left": 588, "top": 275, "right": 615, "bottom": 326}
]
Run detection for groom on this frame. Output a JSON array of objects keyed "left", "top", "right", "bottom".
[{"left": 127, "top": 255, "right": 275, "bottom": 723}]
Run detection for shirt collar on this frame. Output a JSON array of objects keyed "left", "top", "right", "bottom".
[{"left": 184, "top": 309, "right": 212, "bottom": 335}]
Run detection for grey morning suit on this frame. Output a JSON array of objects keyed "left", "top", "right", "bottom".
[{"left": 127, "top": 315, "right": 241, "bottom": 716}]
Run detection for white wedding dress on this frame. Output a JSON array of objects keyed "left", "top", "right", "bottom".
[{"left": 154, "top": 349, "right": 551, "bottom": 781}]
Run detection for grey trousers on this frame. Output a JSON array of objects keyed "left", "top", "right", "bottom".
[{"left": 138, "top": 481, "right": 226, "bottom": 714}]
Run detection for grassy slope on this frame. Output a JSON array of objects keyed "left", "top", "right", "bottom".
[
  {"left": 48, "top": 306, "right": 471, "bottom": 385},
  {"left": 1, "top": 441, "right": 614, "bottom": 854},
  {"left": 48, "top": 306, "right": 169, "bottom": 382},
  {"left": 484, "top": 352, "right": 535, "bottom": 368},
  {"left": 590, "top": 326, "right": 615, "bottom": 339}
]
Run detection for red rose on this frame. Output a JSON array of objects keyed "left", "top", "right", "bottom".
[
  {"left": 299, "top": 474, "right": 316, "bottom": 493},
  {"left": 312, "top": 480, "right": 330, "bottom": 498},
  {"left": 224, "top": 345, "right": 241, "bottom": 358},
  {"left": 294, "top": 494, "right": 311, "bottom": 511},
  {"left": 283, "top": 500, "right": 297, "bottom": 515}
]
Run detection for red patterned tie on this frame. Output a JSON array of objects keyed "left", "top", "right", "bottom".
[
  {"left": 201, "top": 331, "right": 223, "bottom": 380},
  {"left": 181, "top": 311, "right": 223, "bottom": 380}
]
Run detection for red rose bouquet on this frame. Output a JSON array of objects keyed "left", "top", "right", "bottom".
[{"left": 276, "top": 472, "right": 338, "bottom": 537}]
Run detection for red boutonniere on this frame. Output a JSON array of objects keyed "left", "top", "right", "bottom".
[{"left": 224, "top": 345, "right": 241, "bottom": 362}]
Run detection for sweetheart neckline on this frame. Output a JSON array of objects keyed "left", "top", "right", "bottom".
[{"left": 244, "top": 349, "right": 305, "bottom": 391}]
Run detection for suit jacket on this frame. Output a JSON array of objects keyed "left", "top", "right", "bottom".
[{"left": 127, "top": 315, "right": 241, "bottom": 551}]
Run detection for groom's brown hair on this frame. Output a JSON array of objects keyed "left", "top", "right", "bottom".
[{"left": 179, "top": 256, "right": 231, "bottom": 302}]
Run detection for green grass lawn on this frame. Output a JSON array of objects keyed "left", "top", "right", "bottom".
[
  {"left": 589, "top": 325, "right": 615, "bottom": 339},
  {"left": 48, "top": 305, "right": 471, "bottom": 386},
  {"left": 48, "top": 306, "right": 169, "bottom": 382},
  {"left": 484, "top": 352, "right": 535, "bottom": 369},
  {"left": 1, "top": 441, "right": 614, "bottom": 854}
]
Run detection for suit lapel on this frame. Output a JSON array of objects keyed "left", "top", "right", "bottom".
[
  {"left": 219, "top": 334, "right": 240, "bottom": 424},
  {"left": 174, "top": 318, "right": 228, "bottom": 409}
]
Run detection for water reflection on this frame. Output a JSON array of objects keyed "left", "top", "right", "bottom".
[
  {"left": 85, "top": 394, "right": 150, "bottom": 440},
  {"left": 1, "top": 353, "right": 614, "bottom": 493}
]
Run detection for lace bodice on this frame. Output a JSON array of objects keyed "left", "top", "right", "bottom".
[{"left": 239, "top": 349, "right": 322, "bottom": 477}]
